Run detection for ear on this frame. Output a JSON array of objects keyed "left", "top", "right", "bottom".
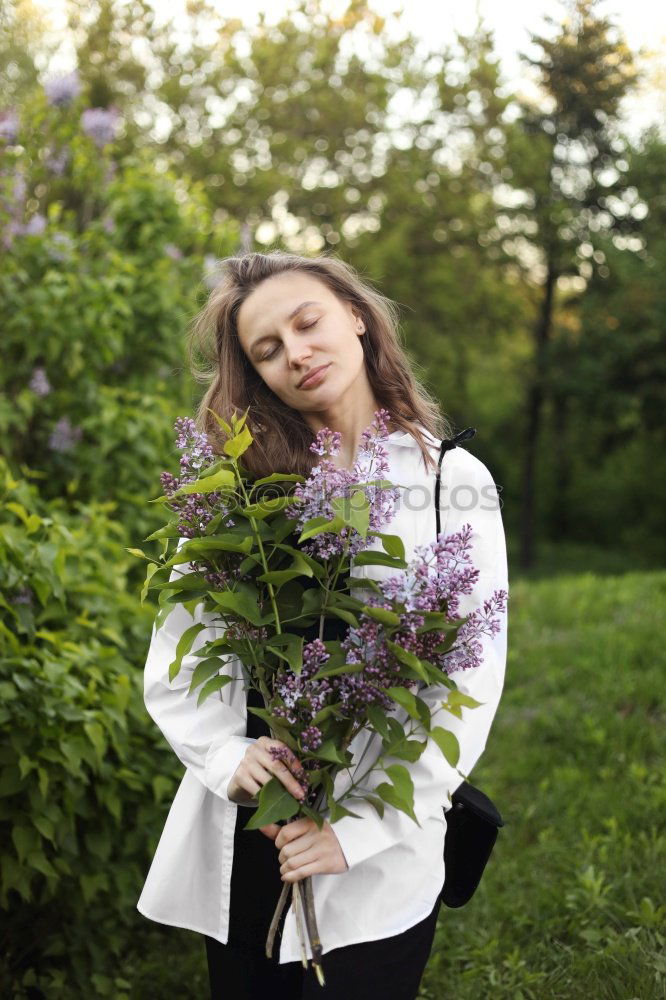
[{"left": 350, "top": 307, "right": 365, "bottom": 335}]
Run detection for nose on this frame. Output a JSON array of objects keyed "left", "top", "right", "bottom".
[{"left": 285, "top": 335, "right": 313, "bottom": 368}]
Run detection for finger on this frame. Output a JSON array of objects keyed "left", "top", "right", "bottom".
[
  {"left": 278, "top": 832, "right": 317, "bottom": 866},
  {"left": 280, "top": 847, "right": 319, "bottom": 877},
  {"left": 257, "top": 739, "right": 306, "bottom": 779},
  {"left": 257, "top": 752, "right": 306, "bottom": 800},
  {"left": 281, "top": 859, "right": 320, "bottom": 883},
  {"left": 239, "top": 776, "right": 261, "bottom": 799},
  {"left": 275, "top": 818, "right": 314, "bottom": 849},
  {"left": 246, "top": 761, "right": 273, "bottom": 786},
  {"left": 259, "top": 823, "right": 281, "bottom": 840}
]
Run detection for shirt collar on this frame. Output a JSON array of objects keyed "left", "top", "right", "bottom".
[{"left": 387, "top": 425, "right": 439, "bottom": 449}]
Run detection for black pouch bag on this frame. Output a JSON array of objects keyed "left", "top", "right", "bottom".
[{"left": 433, "top": 427, "right": 505, "bottom": 908}]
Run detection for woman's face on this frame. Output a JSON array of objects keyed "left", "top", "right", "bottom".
[{"left": 236, "top": 271, "right": 368, "bottom": 418}]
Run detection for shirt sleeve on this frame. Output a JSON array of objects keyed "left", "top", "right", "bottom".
[
  {"left": 330, "top": 448, "right": 509, "bottom": 870},
  {"left": 143, "top": 536, "right": 258, "bottom": 804}
]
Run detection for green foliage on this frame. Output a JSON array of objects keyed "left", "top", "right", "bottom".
[
  {"left": 0, "top": 86, "right": 237, "bottom": 535},
  {"left": 0, "top": 458, "right": 180, "bottom": 997}
]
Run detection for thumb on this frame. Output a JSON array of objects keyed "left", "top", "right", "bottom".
[{"left": 259, "top": 823, "right": 281, "bottom": 841}]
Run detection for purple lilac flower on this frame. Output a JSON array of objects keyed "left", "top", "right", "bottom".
[
  {"left": 10, "top": 173, "right": 27, "bottom": 207},
  {"left": 22, "top": 213, "right": 47, "bottom": 236},
  {"left": 161, "top": 417, "right": 236, "bottom": 543},
  {"left": 273, "top": 638, "right": 335, "bottom": 731},
  {"left": 0, "top": 110, "right": 19, "bottom": 144},
  {"left": 268, "top": 745, "right": 310, "bottom": 795},
  {"left": 44, "top": 71, "right": 82, "bottom": 107},
  {"left": 48, "top": 416, "right": 82, "bottom": 453},
  {"left": 284, "top": 408, "right": 400, "bottom": 561},
  {"left": 45, "top": 147, "right": 70, "bottom": 175},
  {"left": 47, "top": 232, "right": 75, "bottom": 262},
  {"left": 29, "top": 367, "right": 52, "bottom": 397},
  {"left": 270, "top": 523, "right": 508, "bottom": 729},
  {"left": 347, "top": 523, "right": 509, "bottom": 682},
  {"left": 81, "top": 106, "right": 120, "bottom": 147}
]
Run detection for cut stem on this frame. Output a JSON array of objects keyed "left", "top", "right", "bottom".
[
  {"left": 265, "top": 879, "right": 290, "bottom": 959},
  {"left": 293, "top": 882, "right": 309, "bottom": 968},
  {"left": 302, "top": 875, "right": 326, "bottom": 985}
]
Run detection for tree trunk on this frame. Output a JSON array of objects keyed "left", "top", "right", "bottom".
[
  {"left": 551, "top": 389, "right": 571, "bottom": 538},
  {"left": 519, "top": 261, "right": 557, "bottom": 569}
]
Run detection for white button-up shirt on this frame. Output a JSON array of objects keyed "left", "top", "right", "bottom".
[{"left": 136, "top": 426, "right": 509, "bottom": 963}]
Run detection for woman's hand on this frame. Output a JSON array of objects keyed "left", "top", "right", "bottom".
[
  {"left": 227, "top": 735, "right": 307, "bottom": 811},
  {"left": 260, "top": 817, "right": 349, "bottom": 882}
]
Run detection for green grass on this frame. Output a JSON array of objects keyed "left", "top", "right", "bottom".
[
  {"left": 420, "top": 570, "right": 666, "bottom": 1000},
  {"left": 128, "top": 570, "right": 666, "bottom": 999}
]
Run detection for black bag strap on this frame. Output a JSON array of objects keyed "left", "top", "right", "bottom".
[{"left": 434, "top": 427, "right": 476, "bottom": 537}]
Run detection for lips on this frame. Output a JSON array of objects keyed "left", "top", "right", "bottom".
[{"left": 298, "top": 363, "right": 331, "bottom": 388}]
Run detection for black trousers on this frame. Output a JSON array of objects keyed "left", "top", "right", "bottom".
[{"left": 204, "top": 894, "right": 441, "bottom": 1000}]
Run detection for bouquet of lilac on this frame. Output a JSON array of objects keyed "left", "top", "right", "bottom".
[{"left": 135, "top": 407, "right": 507, "bottom": 984}]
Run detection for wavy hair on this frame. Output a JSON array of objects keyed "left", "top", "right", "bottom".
[{"left": 187, "top": 250, "right": 452, "bottom": 479}]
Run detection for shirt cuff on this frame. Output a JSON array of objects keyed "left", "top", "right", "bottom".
[{"left": 205, "top": 734, "right": 257, "bottom": 802}]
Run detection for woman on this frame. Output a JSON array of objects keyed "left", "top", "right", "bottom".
[{"left": 136, "top": 250, "right": 509, "bottom": 999}]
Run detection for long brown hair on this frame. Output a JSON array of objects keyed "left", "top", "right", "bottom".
[{"left": 187, "top": 250, "right": 452, "bottom": 478}]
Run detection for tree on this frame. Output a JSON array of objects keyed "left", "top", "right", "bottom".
[{"left": 506, "top": 0, "right": 639, "bottom": 567}]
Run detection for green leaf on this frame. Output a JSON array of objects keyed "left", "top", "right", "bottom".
[
  {"left": 430, "top": 727, "right": 460, "bottom": 767},
  {"left": 363, "top": 794, "right": 385, "bottom": 819},
  {"left": 253, "top": 472, "right": 304, "bottom": 486},
  {"left": 310, "top": 661, "right": 365, "bottom": 681},
  {"left": 168, "top": 622, "right": 206, "bottom": 682},
  {"left": 125, "top": 547, "right": 151, "bottom": 560},
  {"left": 375, "top": 531, "right": 405, "bottom": 560},
  {"left": 328, "top": 799, "right": 362, "bottom": 822},
  {"left": 366, "top": 705, "right": 390, "bottom": 740},
  {"left": 446, "top": 690, "right": 483, "bottom": 710},
  {"left": 33, "top": 815, "right": 55, "bottom": 843},
  {"left": 196, "top": 674, "right": 234, "bottom": 706},
  {"left": 167, "top": 467, "right": 236, "bottom": 497},
  {"left": 188, "top": 656, "right": 226, "bottom": 693},
  {"left": 140, "top": 562, "right": 159, "bottom": 605},
  {"left": 242, "top": 777, "right": 301, "bottom": 830},
  {"left": 208, "top": 589, "right": 264, "bottom": 626},
  {"left": 257, "top": 568, "right": 306, "bottom": 586},
  {"left": 83, "top": 721, "right": 106, "bottom": 760},
  {"left": 362, "top": 604, "right": 401, "bottom": 626},
  {"left": 243, "top": 496, "right": 296, "bottom": 519},
  {"left": 384, "top": 686, "right": 431, "bottom": 731},
  {"left": 299, "top": 514, "right": 346, "bottom": 541},
  {"left": 311, "top": 739, "right": 350, "bottom": 765},
  {"left": 328, "top": 607, "right": 359, "bottom": 627},
  {"left": 386, "top": 641, "right": 430, "bottom": 682},
  {"left": 352, "top": 550, "right": 407, "bottom": 569},
  {"left": 375, "top": 764, "right": 419, "bottom": 825},
  {"left": 331, "top": 489, "right": 370, "bottom": 538},
  {"left": 223, "top": 424, "right": 253, "bottom": 459},
  {"left": 300, "top": 803, "right": 325, "bottom": 829}
]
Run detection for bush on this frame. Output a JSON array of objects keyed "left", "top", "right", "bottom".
[
  {"left": 0, "top": 457, "right": 181, "bottom": 998},
  {"left": 0, "top": 80, "right": 237, "bottom": 530}
]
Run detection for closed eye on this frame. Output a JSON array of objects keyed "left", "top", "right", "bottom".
[{"left": 259, "top": 319, "right": 318, "bottom": 362}]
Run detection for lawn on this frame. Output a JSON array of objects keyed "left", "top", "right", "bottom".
[{"left": 420, "top": 569, "right": 665, "bottom": 1000}]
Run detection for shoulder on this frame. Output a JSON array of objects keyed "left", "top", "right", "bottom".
[{"left": 419, "top": 431, "right": 497, "bottom": 488}]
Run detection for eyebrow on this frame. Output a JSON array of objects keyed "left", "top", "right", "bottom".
[{"left": 249, "top": 300, "right": 322, "bottom": 355}]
